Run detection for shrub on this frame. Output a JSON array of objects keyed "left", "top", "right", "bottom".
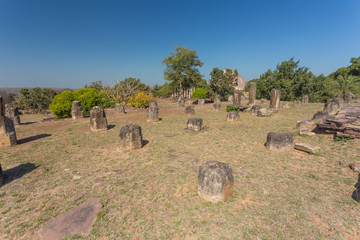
[
  {"left": 226, "top": 105, "right": 239, "bottom": 112},
  {"left": 191, "top": 88, "right": 207, "bottom": 99},
  {"left": 49, "top": 91, "right": 75, "bottom": 118},
  {"left": 127, "top": 91, "right": 154, "bottom": 108}
]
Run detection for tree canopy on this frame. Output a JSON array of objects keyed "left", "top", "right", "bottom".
[{"left": 207, "top": 68, "right": 237, "bottom": 100}]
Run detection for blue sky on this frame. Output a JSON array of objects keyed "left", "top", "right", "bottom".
[{"left": 0, "top": 0, "right": 359, "bottom": 88}]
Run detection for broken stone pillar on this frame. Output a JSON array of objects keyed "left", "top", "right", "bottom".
[
  {"left": 250, "top": 105, "right": 262, "bottom": 115},
  {"left": 294, "top": 143, "right": 320, "bottom": 154},
  {"left": 312, "top": 111, "right": 328, "bottom": 121},
  {"left": 90, "top": 106, "right": 108, "bottom": 131},
  {"left": 185, "top": 106, "right": 195, "bottom": 116},
  {"left": 301, "top": 95, "right": 309, "bottom": 104},
  {"left": 265, "top": 132, "right": 294, "bottom": 151},
  {"left": 115, "top": 103, "right": 125, "bottom": 113},
  {"left": 119, "top": 124, "right": 143, "bottom": 150},
  {"left": 296, "top": 120, "right": 315, "bottom": 136},
  {"left": 323, "top": 102, "right": 339, "bottom": 114},
  {"left": 0, "top": 96, "right": 17, "bottom": 147},
  {"left": 178, "top": 98, "right": 185, "bottom": 107},
  {"left": 187, "top": 118, "right": 203, "bottom": 132},
  {"left": 226, "top": 112, "right": 240, "bottom": 122},
  {"left": 146, "top": 100, "right": 159, "bottom": 122},
  {"left": 5, "top": 103, "right": 20, "bottom": 125},
  {"left": 248, "top": 82, "right": 256, "bottom": 105},
  {"left": 332, "top": 98, "right": 344, "bottom": 109},
  {"left": 233, "top": 90, "right": 241, "bottom": 106},
  {"left": 72, "top": 101, "right": 84, "bottom": 120},
  {"left": 213, "top": 103, "right": 221, "bottom": 111},
  {"left": 282, "top": 102, "right": 291, "bottom": 109},
  {"left": 269, "top": 89, "right": 280, "bottom": 110},
  {"left": 344, "top": 92, "right": 356, "bottom": 104},
  {"left": 198, "top": 161, "right": 234, "bottom": 202},
  {"left": 198, "top": 99, "right": 205, "bottom": 105}
]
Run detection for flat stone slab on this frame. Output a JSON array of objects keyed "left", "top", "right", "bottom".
[
  {"left": 294, "top": 143, "right": 320, "bottom": 154},
  {"left": 39, "top": 198, "right": 103, "bottom": 240}
]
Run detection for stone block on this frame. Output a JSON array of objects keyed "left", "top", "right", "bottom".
[
  {"left": 187, "top": 118, "right": 203, "bottom": 132},
  {"left": 119, "top": 124, "right": 143, "bottom": 150},
  {"left": 265, "top": 132, "right": 294, "bottom": 151},
  {"left": 90, "top": 106, "right": 107, "bottom": 131}
]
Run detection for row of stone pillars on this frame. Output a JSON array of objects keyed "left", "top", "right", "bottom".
[{"left": 171, "top": 87, "right": 196, "bottom": 99}]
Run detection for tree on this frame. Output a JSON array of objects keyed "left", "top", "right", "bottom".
[
  {"left": 16, "top": 87, "right": 57, "bottom": 112},
  {"left": 335, "top": 75, "right": 360, "bottom": 97},
  {"left": 152, "top": 83, "right": 174, "bottom": 98},
  {"left": 162, "top": 46, "right": 204, "bottom": 97},
  {"left": 208, "top": 68, "right": 237, "bottom": 100},
  {"left": 85, "top": 80, "right": 104, "bottom": 90}
]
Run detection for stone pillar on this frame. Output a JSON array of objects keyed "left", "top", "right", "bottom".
[
  {"left": 228, "top": 95, "right": 233, "bottom": 102},
  {"left": 5, "top": 103, "right": 20, "bottom": 125},
  {"left": 226, "top": 112, "right": 240, "bottom": 122},
  {"left": 115, "top": 103, "right": 125, "bottom": 113},
  {"left": 146, "top": 100, "right": 159, "bottom": 122},
  {"left": 214, "top": 95, "right": 221, "bottom": 103},
  {"left": 198, "top": 161, "right": 234, "bottom": 202},
  {"left": 185, "top": 106, "right": 195, "bottom": 116},
  {"left": 72, "top": 101, "right": 84, "bottom": 120},
  {"left": 178, "top": 97, "right": 185, "bottom": 107},
  {"left": 213, "top": 103, "right": 221, "bottom": 111},
  {"left": 187, "top": 118, "right": 202, "bottom": 132},
  {"left": 119, "top": 124, "right": 143, "bottom": 150},
  {"left": 248, "top": 82, "right": 256, "bottom": 105},
  {"left": 301, "top": 95, "right": 309, "bottom": 104},
  {"left": 90, "top": 106, "right": 108, "bottom": 131},
  {"left": 269, "top": 89, "right": 280, "bottom": 110},
  {"left": 0, "top": 96, "right": 17, "bottom": 147},
  {"left": 265, "top": 132, "right": 294, "bottom": 151},
  {"left": 233, "top": 90, "right": 241, "bottom": 106}
]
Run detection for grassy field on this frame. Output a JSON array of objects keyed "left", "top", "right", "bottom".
[{"left": 0, "top": 101, "right": 359, "bottom": 239}]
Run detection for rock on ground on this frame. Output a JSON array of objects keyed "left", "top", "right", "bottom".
[{"left": 294, "top": 143, "right": 320, "bottom": 154}]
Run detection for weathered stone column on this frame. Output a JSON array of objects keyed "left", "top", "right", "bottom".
[
  {"left": 5, "top": 103, "right": 20, "bottom": 125},
  {"left": 233, "top": 90, "right": 241, "bottom": 106},
  {"left": 72, "top": 101, "right": 84, "bottom": 120},
  {"left": 265, "top": 132, "right": 294, "bottom": 151},
  {"left": 115, "top": 103, "right": 125, "bottom": 113},
  {"left": 185, "top": 106, "right": 195, "bottom": 116},
  {"left": 90, "top": 106, "right": 108, "bottom": 131},
  {"left": 178, "top": 97, "right": 185, "bottom": 107},
  {"left": 226, "top": 112, "right": 240, "bottom": 122},
  {"left": 146, "top": 100, "right": 159, "bottom": 122},
  {"left": 0, "top": 96, "right": 17, "bottom": 147},
  {"left": 248, "top": 82, "right": 256, "bottom": 105},
  {"left": 119, "top": 124, "right": 143, "bottom": 150},
  {"left": 301, "top": 95, "right": 309, "bottom": 104},
  {"left": 187, "top": 118, "right": 203, "bottom": 132},
  {"left": 269, "top": 89, "right": 280, "bottom": 110}
]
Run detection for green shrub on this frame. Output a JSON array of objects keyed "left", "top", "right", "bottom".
[
  {"left": 226, "top": 105, "right": 239, "bottom": 112},
  {"left": 191, "top": 88, "right": 207, "bottom": 99},
  {"left": 49, "top": 91, "right": 75, "bottom": 118}
]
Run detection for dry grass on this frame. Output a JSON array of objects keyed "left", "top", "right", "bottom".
[{"left": 1, "top": 101, "right": 360, "bottom": 239}]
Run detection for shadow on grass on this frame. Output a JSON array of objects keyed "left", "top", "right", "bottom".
[
  {"left": 143, "top": 140, "right": 149, "bottom": 147},
  {"left": 352, "top": 173, "right": 360, "bottom": 202},
  {"left": 18, "top": 134, "right": 52, "bottom": 144},
  {"left": 21, "top": 121, "right": 36, "bottom": 125},
  {"left": 2, "top": 163, "right": 39, "bottom": 186},
  {"left": 108, "top": 125, "right": 116, "bottom": 130}
]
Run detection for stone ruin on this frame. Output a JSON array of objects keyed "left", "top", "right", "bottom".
[
  {"left": 265, "top": 132, "right": 294, "bottom": 151},
  {"left": 296, "top": 120, "right": 315, "bottom": 136},
  {"left": 248, "top": 82, "right": 256, "bottom": 105},
  {"left": 5, "top": 103, "right": 20, "bottom": 125},
  {"left": 282, "top": 102, "right": 291, "bottom": 109},
  {"left": 250, "top": 105, "right": 261, "bottom": 115},
  {"left": 198, "top": 99, "right": 205, "bottom": 105},
  {"left": 178, "top": 97, "right": 185, "bottom": 107},
  {"left": 187, "top": 118, "right": 203, "bottom": 132},
  {"left": 146, "top": 100, "right": 159, "bottom": 122},
  {"left": 312, "top": 111, "right": 329, "bottom": 121},
  {"left": 115, "top": 103, "right": 125, "bottom": 113},
  {"left": 269, "top": 89, "right": 280, "bottom": 110},
  {"left": 323, "top": 98, "right": 344, "bottom": 115},
  {"left": 260, "top": 99, "right": 267, "bottom": 104},
  {"left": 226, "top": 111, "right": 240, "bottom": 122},
  {"left": 233, "top": 90, "right": 241, "bottom": 106},
  {"left": 213, "top": 103, "right": 221, "bottom": 111},
  {"left": 89, "top": 106, "right": 108, "bottom": 131},
  {"left": 344, "top": 92, "right": 356, "bottom": 104},
  {"left": 198, "top": 161, "right": 234, "bottom": 202},
  {"left": 71, "top": 101, "right": 84, "bottom": 120},
  {"left": 257, "top": 108, "right": 275, "bottom": 117},
  {"left": 185, "top": 106, "right": 195, "bottom": 116},
  {"left": 301, "top": 95, "right": 309, "bottom": 104},
  {"left": 119, "top": 124, "right": 143, "bottom": 150},
  {"left": 0, "top": 96, "right": 17, "bottom": 147}
]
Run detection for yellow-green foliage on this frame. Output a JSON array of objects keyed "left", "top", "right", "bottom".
[{"left": 127, "top": 91, "right": 154, "bottom": 108}]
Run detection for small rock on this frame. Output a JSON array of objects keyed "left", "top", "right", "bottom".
[
  {"left": 73, "top": 175, "right": 82, "bottom": 180},
  {"left": 294, "top": 143, "right": 320, "bottom": 154},
  {"left": 226, "top": 112, "right": 240, "bottom": 122},
  {"left": 265, "top": 132, "right": 294, "bottom": 151},
  {"left": 349, "top": 163, "right": 360, "bottom": 171}
]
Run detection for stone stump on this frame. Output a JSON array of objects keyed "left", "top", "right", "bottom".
[
  {"left": 119, "top": 124, "right": 143, "bottom": 150},
  {"left": 248, "top": 82, "right": 256, "bottom": 105},
  {"left": 250, "top": 105, "right": 262, "bottom": 115},
  {"left": 213, "top": 103, "right": 221, "bottom": 111},
  {"left": 294, "top": 101, "right": 301, "bottom": 106},
  {"left": 198, "top": 99, "right": 205, "bottom": 105},
  {"left": 72, "top": 101, "right": 84, "bottom": 120},
  {"left": 5, "top": 103, "right": 20, "bottom": 125},
  {"left": 115, "top": 104, "right": 125, "bottom": 113},
  {"left": 90, "top": 106, "right": 108, "bottom": 131},
  {"left": 198, "top": 161, "right": 234, "bottom": 202},
  {"left": 228, "top": 95, "right": 233, "bottom": 102},
  {"left": 265, "top": 132, "right": 294, "bottom": 151},
  {"left": 226, "top": 112, "right": 240, "bottom": 122},
  {"left": 282, "top": 102, "right": 291, "bottom": 109},
  {"left": 312, "top": 111, "right": 328, "bottom": 121},
  {"left": 178, "top": 98, "right": 185, "bottom": 107},
  {"left": 187, "top": 118, "right": 203, "bottom": 132},
  {"left": 269, "top": 89, "right": 280, "bottom": 110},
  {"left": 323, "top": 102, "right": 339, "bottom": 114},
  {"left": 260, "top": 99, "right": 267, "bottom": 104},
  {"left": 185, "top": 106, "right": 195, "bottom": 116},
  {"left": 233, "top": 90, "right": 241, "bottom": 106},
  {"left": 257, "top": 108, "right": 274, "bottom": 117},
  {"left": 301, "top": 95, "right": 309, "bottom": 104},
  {"left": 146, "top": 100, "right": 159, "bottom": 122},
  {"left": 0, "top": 96, "right": 17, "bottom": 147}
]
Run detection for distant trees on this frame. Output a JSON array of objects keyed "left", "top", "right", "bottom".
[
  {"left": 207, "top": 68, "right": 237, "bottom": 100},
  {"left": 151, "top": 83, "right": 173, "bottom": 98},
  {"left": 335, "top": 75, "right": 360, "bottom": 97},
  {"left": 16, "top": 87, "right": 57, "bottom": 112}
]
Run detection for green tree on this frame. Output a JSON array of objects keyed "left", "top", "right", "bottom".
[
  {"left": 335, "top": 75, "right": 360, "bottom": 97},
  {"left": 162, "top": 46, "right": 204, "bottom": 97},
  {"left": 191, "top": 88, "right": 207, "bottom": 99},
  {"left": 208, "top": 68, "right": 236, "bottom": 100},
  {"left": 16, "top": 87, "right": 57, "bottom": 112},
  {"left": 152, "top": 83, "right": 174, "bottom": 98}
]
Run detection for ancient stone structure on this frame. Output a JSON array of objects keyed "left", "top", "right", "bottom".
[
  {"left": 0, "top": 96, "right": 17, "bottom": 147},
  {"left": 71, "top": 101, "right": 84, "bottom": 120},
  {"left": 187, "top": 118, "right": 203, "bottom": 132},
  {"left": 296, "top": 120, "right": 315, "bottom": 136},
  {"left": 213, "top": 103, "right": 221, "bottom": 111},
  {"left": 119, "top": 124, "right": 143, "bottom": 150},
  {"left": 89, "top": 106, "right": 108, "bottom": 131},
  {"left": 185, "top": 106, "right": 195, "bottom": 116},
  {"left": 250, "top": 105, "right": 262, "bottom": 115},
  {"left": 226, "top": 111, "right": 240, "bottom": 122},
  {"left": 198, "top": 99, "right": 205, "bottom": 105},
  {"left": 312, "top": 111, "right": 329, "bottom": 121},
  {"left": 233, "top": 90, "right": 241, "bottom": 106},
  {"left": 265, "top": 132, "right": 294, "bottom": 151},
  {"left": 146, "top": 100, "right": 159, "bottom": 122},
  {"left": 228, "top": 95, "right": 233, "bottom": 102},
  {"left": 269, "top": 89, "right": 280, "bottom": 110},
  {"left": 39, "top": 198, "right": 103, "bottom": 240},
  {"left": 333, "top": 98, "right": 344, "bottom": 108},
  {"left": 115, "top": 103, "right": 125, "bottom": 113},
  {"left": 178, "top": 97, "right": 185, "bottom": 107},
  {"left": 248, "top": 82, "right": 256, "bottom": 105},
  {"left": 294, "top": 143, "right": 320, "bottom": 154},
  {"left": 344, "top": 92, "right": 356, "bottom": 104},
  {"left": 282, "top": 102, "right": 291, "bottom": 109},
  {"left": 198, "top": 161, "right": 234, "bottom": 202},
  {"left": 5, "top": 103, "right": 20, "bottom": 125},
  {"left": 323, "top": 102, "right": 339, "bottom": 115},
  {"left": 257, "top": 108, "right": 274, "bottom": 117},
  {"left": 301, "top": 95, "right": 309, "bottom": 104}
]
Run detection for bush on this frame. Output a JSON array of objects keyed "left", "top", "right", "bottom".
[
  {"left": 226, "top": 105, "right": 239, "bottom": 112},
  {"left": 49, "top": 91, "right": 75, "bottom": 118},
  {"left": 191, "top": 88, "right": 207, "bottom": 99},
  {"left": 127, "top": 91, "right": 154, "bottom": 108}
]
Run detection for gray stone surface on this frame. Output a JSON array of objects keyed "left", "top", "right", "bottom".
[
  {"left": 226, "top": 111, "right": 240, "bottom": 122},
  {"left": 323, "top": 102, "right": 340, "bottom": 114},
  {"left": 187, "top": 118, "right": 203, "bottom": 132},
  {"left": 294, "top": 101, "right": 301, "bottom": 106},
  {"left": 185, "top": 106, "right": 195, "bottom": 116},
  {"left": 119, "top": 124, "right": 143, "bottom": 150},
  {"left": 213, "top": 103, "right": 221, "bottom": 111},
  {"left": 312, "top": 111, "right": 329, "bottom": 121},
  {"left": 294, "top": 143, "right": 320, "bottom": 154},
  {"left": 0, "top": 96, "right": 17, "bottom": 147},
  {"left": 115, "top": 103, "right": 125, "bottom": 113},
  {"left": 233, "top": 90, "right": 241, "bottom": 106},
  {"left": 301, "top": 95, "right": 309, "bottom": 104},
  {"left": 265, "top": 132, "right": 294, "bottom": 151},
  {"left": 39, "top": 198, "right": 103, "bottom": 240},
  {"left": 297, "top": 120, "right": 316, "bottom": 136},
  {"left": 269, "top": 89, "right": 280, "bottom": 110},
  {"left": 250, "top": 105, "right": 262, "bottom": 115},
  {"left": 198, "top": 161, "right": 234, "bottom": 202},
  {"left": 146, "top": 100, "right": 159, "bottom": 122},
  {"left": 257, "top": 108, "right": 274, "bottom": 117},
  {"left": 90, "top": 106, "right": 108, "bottom": 131},
  {"left": 248, "top": 82, "right": 256, "bottom": 105},
  {"left": 71, "top": 101, "right": 84, "bottom": 120},
  {"left": 282, "top": 102, "right": 291, "bottom": 109},
  {"left": 344, "top": 92, "right": 356, "bottom": 104},
  {"left": 5, "top": 103, "right": 20, "bottom": 125}
]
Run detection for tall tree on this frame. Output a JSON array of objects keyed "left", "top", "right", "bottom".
[
  {"left": 162, "top": 46, "right": 204, "bottom": 97},
  {"left": 335, "top": 75, "right": 360, "bottom": 97},
  {"left": 208, "top": 68, "right": 236, "bottom": 100}
]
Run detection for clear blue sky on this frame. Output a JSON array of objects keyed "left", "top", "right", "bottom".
[{"left": 1, "top": 0, "right": 359, "bottom": 88}]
